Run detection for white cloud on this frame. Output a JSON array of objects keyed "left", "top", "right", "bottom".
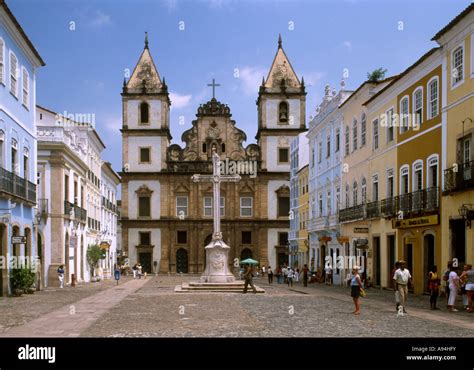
[
  {"left": 170, "top": 92, "right": 192, "bottom": 110},
  {"left": 103, "top": 115, "right": 121, "bottom": 133},
  {"left": 86, "top": 10, "right": 112, "bottom": 28},
  {"left": 237, "top": 66, "right": 266, "bottom": 96},
  {"left": 343, "top": 41, "right": 352, "bottom": 52},
  {"left": 163, "top": 0, "right": 178, "bottom": 12},
  {"left": 300, "top": 71, "right": 324, "bottom": 88}
]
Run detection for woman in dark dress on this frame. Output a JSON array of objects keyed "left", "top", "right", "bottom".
[{"left": 350, "top": 266, "right": 363, "bottom": 315}]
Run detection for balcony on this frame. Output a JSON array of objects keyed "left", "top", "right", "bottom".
[
  {"left": 338, "top": 204, "right": 364, "bottom": 223},
  {"left": 366, "top": 201, "right": 380, "bottom": 219},
  {"left": 102, "top": 196, "right": 117, "bottom": 213},
  {"left": 0, "top": 167, "right": 36, "bottom": 203},
  {"left": 64, "top": 201, "right": 87, "bottom": 223},
  {"left": 381, "top": 197, "right": 397, "bottom": 218},
  {"left": 380, "top": 187, "right": 439, "bottom": 219},
  {"left": 444, "top": 160, "right": 474, "bottom": 194}
]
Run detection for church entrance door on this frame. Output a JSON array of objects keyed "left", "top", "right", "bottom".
[
  {"left": 139, "top": 252, "right": 152, "bottom": 273},
  {"left": 176, "top": 248, "right": 188, "bottom": 273}
]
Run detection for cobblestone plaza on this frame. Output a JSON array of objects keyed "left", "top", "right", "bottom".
[{"left": 1, "top": 275, "right": 473, "bottom": 338}]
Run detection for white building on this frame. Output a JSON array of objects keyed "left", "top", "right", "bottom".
[
  {"left": 99, "top": 162, "right": 120, "bottom": 278},
  {"left": 307, "top": 82, "right": 352, "bottom": 284}
]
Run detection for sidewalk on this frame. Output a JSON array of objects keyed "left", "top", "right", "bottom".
[{"left": 1, "top": 277, "right": 147, "bottom": 337}]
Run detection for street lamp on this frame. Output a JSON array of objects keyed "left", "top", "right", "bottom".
[{"left": 458, "top": 204, "right": 474, "bottom": 228}]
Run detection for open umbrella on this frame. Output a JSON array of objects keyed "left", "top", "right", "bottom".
[{"left": 240, "top": 258, "right": 258, "bottom": 265}]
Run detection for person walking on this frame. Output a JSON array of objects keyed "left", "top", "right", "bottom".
[
  {"left": 282, "top": 265, "right": 288, "bottom": 284},
  {"left": 393, "top": 260, "right": 412, "bottom": 313},
  {"left": 275, "top": 266, "right": 281, "bottom": 284},
  {"left": 287, "top": 267, "right": 294, "bottom": 287},
  {"left": 57, "top": 265, "right": 65, "bottom": 289},
  {"left": 442, "top": 261, "right": 452, "bottom": 307},
  {"left": 132, "top": 263, "right": 138, "bottom": 279},
  {"left": 447, "top": 264, "right": 461, "bottom": 312},
  {"left": 267, "top": 266, "right": 273, "bottom": 284},
  {"left": 393, "top": 262, "right": 401, "bottom": 311},
  {"left": 243, "top": 264, "right": 257, "bottom": 294},
  {"left": 462, "top": 264, "right": 474, "bottom": 312},
  {"left": 325, "top": 265, "right": 333, "bottom": 286},
  {"left": 350, "top": 266, "right": 363, "bottom": 315},
  {"left": 294, "top": 267, "right": 300, "bottom": 283},
  {"left": 302, "top": 264, "right": 309, "bottom": 287},
  {"left": 428, "top": 265, "right": 440, "bottom": 310},
  {"left": 137, "top": 263, "right": 143, "bottom": 279}
]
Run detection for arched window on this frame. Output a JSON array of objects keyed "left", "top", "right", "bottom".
[
  {"left": 140, "top": 102, "right": 149, "bottom": 124},
  {"left": 427, "top": 77, "right": 439, "bottom": 119},
  {"left": 400, "top": 96, "right": 409, "bottom": 133},
  {"left": 427, "top": 155, "right": 439, "bottom": 188},
  {"left": 413, "top": 87, "right": 423, "bottom": 126},
  {"left": 352, "top": 119, "right": 358, "bottom": 151},
  {"left": 278, "top": 101, "right": 288, "bottom": 123},
  {"left": 345, "top": 184, "right": 350, "bottom": 208},
  {"left": 352, "top": 181, "right": 358, "bottom": 206},
  {"left": 361, "top": 113, "right": 367, "bottom": 147},
  {"left": 345, "top": 126, "right": 350, "bottom": 156},
  {"left": 361, "top": 177, "right": 367, "bottom": 204},
  {"left": 0, "top": 37, "right": 5, "bottom": 85},
  {"left": 412, "top": 160, "right": 423, "bottom": 191},
  {"left": 400, "top": 165, "right": 409, "bottom": 195}
]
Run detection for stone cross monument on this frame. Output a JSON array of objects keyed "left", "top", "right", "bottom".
[{"left": 191, "top": 149, "right": 241, "bottom": 283}]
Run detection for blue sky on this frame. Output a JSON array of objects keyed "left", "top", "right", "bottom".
[{"left": 9, "top": 0, "right": 472, "bottom": 175}]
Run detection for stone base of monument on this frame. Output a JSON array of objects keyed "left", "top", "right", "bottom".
[
  {"left": 175, "top": 238, "right": 265, "bottom": 293},
  {"left": 175, "top": 281, "right": 265, "bottom": 293}
]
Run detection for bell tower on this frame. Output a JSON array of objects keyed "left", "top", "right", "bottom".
[{"left": 256, "top": 34, "right": 306, "bottom": 172}]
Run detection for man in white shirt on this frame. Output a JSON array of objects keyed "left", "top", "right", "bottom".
[{"left": 393, "top": 260, "right": 412, "bottom": 313}]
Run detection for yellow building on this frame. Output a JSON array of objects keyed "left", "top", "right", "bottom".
[
  {"left": 297, "top": 164, "right": 309, "bottom": 267},
  {"left": 436, "top": 4, "right": 474, "bottom": 268},
  {"left": 362, "top": 47, "right": 443, "bottom": 294},
  {"left": 338, "top": 78, "right": 395, "bottom": 285}
]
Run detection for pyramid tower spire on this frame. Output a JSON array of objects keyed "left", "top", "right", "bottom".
[
  {"left": 125, "top": 34, "right": 163, "bottom": 94},
  {"left": 263, "top": 34, "right": 301, "bottom": 90}
]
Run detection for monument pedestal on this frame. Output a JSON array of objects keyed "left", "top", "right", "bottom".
[{"left": 176, "top": 239, "right": 264, "bottom": 293}]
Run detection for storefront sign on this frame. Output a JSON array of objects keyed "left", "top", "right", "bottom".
[
  {"left": 392, "top": 214, "right": 439, "bottom": 229},
  {"left": 354, "top": 227, "right": 369, "bottom": 234},
  {"left": 337, "top": 237, "right": 349, "bottom": 244},
  {"left": 318, "top": 236, "right": 332, "bottom": 242},
  {"left": 12, "top": 236, "right": 26, "bottom": 244}
]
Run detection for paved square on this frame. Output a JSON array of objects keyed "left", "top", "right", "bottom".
[{"left": 1, "top": 275, "right": 472, "bottom": 338}]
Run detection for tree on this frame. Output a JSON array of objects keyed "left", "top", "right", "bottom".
[
  {"left": 86, "top": 244, "right": 105, "bottom": 277},
  {"left": 367, "top": 68, "right": 388, "bottom": 82}
]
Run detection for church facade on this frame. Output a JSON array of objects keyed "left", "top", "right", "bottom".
[{"left": 120, "top": 35, "right": 306, "bottom": 273}]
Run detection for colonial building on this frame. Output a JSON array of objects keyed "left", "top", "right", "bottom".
[
  {"left": 99, "top": 162, "right": 120, "bottom": 278},
  {"left": 289, "top": 132, "right": 309, "bottom": 268},
  {"left": 438, "top": 4, "right": 474, "bottom": 269},
  {"left": 36, "top": 106, "right": 111, "bottom": 286},
  {"left": 338, "top": 76, "right": 395, "bottom": 287},
  {"left": 0, "top": 0, "right": 44, "bottom": 296},
  {"left": 120, "top": 35, "right": 305, "bottom": 273},
  {"left": 307, "top": 82, "right": 352, "bottom": 283}
]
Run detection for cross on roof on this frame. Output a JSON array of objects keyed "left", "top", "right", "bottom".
[{"left": 207, "top": 78, "right": 220, "bottom": 99}]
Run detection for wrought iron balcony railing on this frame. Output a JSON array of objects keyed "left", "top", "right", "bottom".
[
  {"left": 380, "top": 187, "right": 439, "bottom": 219},
  {"left": 64, "top": 201, "right": 87, "bottom": 222},
  {"left": 444, "top": 160, "right": 474, "bottom": 193},
  {"left": 366, "top": 201, "right": 380, "bottom": 219},
  {"left": 0, "top": 167, "right": 36, "bottom": 203},
  {"left": 338, "top": 204, "right": 364, "bottom": 222}
]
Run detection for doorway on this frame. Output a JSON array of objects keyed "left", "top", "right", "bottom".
[
  {"left": 0, "top": 224, "right": 5, "bottom": 296},
  {"left": 423, "top": 234, "right": 435, "bottom": 293},
  {"left": 450, "top": 219, "right": 466, "bottom": 264},
  {"left": 176, "top": 248, "right": 188, "bottom": 273},
  {"left": 240, "top": 248, "right": 252, "bottom": 261},
  {"left": 404, "top": 242, "right": 413, "bottom": 292},
  {"left": 373, "top": 236, "right": 381, "bottom": 286},
  {"left": 387, "top": 235, "right": 396, "bottom": 288},
  {"left": 139, "top": 252, "right": 152, "bottom": 273}
]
